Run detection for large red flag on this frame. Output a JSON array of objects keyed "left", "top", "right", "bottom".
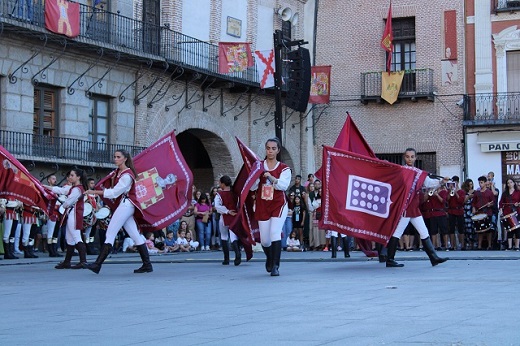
[
  {"left": 319, "top": 146, "right": 427, "bottom": 244},
  {"left": 218, "top": 42, "right": 254, "bottom": 74},
  {"left": 229, "top": 137, "right": 264, "bottom": 261},
  {"left": 96, "top": 131, "right": 193, "bottom": 231},
  {"left": 45, "top": 0, "right": 80, "bottom": 38},
  {"left": 0, "top": 145, "right": 57, "bottom": 215},
  {"left": 381, "top": 1, "right": 393, "bottom": 73},
  {"left": 309, "top": 66, "right": 331, "bottom": 104}
]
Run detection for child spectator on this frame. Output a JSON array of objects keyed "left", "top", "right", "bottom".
[
  {"left": 186, "top": 231, "right": 199, "bottom": 252},
  {"left": 164, "top": 230, "right": 180, "bottom": 253},
  {"left": 286, "top": 231, "right": 301, "bottom": 252},
  {"left": 145, "top": 232, "right": 167, "bottom": 254},
  {"left": 175, "top": 229, "right": 192, "bottom": 252}
]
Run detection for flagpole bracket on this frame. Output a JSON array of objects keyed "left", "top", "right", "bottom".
[
  {"left": 86, "top": 51, "right": 121, "bottom": 98},
  {"left": 134, "top": 61, "right": 170, "bottom": 106},
  {"left": 221, "top": 87, "right": 250, "bottom": 117},
  {"left": 147, "top": 66, "right": 185, "bottom": 108},
  {"left": 119, "top": 59, "right": 153, "bottom": 102},
  {"left": 9, "top": 34, "right": 48, "bottom": 84},
  {"left": 68, "top": 48, "right": 105, "bottom": 95}
]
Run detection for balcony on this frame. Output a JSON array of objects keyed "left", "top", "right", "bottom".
[
  {"left": 462, "top": 93, "right": 520, "bottom": 126},
  {"left": 0, "top": 0, "right": 261, "bottom": 88},
  {"left": 0, "top": 130, "right": 146, "bottom": 166},
  {"left": 360, "top": 69, "right": 434, "bottom": 104},
  {"left": 495, "top": 0, "right": 520, "bottom": 12}
]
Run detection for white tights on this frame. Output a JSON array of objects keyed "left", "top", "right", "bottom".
[{"left": 258, "top": 204, "right": 288, "bottom": 247}]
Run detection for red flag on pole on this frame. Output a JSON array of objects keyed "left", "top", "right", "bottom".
[
  {"left": 319, "top": 146, "right": 427, "bottom": 244},
  {"left": 218, "top": 42, "right": 254, "bottom": 74},
  {"left": 45, "top": 0, "right": 80, "bottom": 38},
  {"left": 381, "top": 1, "right": 393, "bottom": 73},
  {"left": 96, "top": 131, "right": 193, "bottom": 231},
  {"left": 309, "top": 66, "right": 331, "bottom": 104},
  {"left": 0, "top": 145, "right": 57, "bottom": 216},
  {"left": 228, "top": 137, "right": 264, "bottom": 260}
]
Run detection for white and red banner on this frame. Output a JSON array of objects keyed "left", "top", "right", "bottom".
[
  {"left": 96, "top": 131, "right": 193, "bottom": 231},
  {"left": 309, "top": 66, "right": 331, "bottom": 104},
  {"left": 218, "top": 42, "right": 254, "bottom": 74},
  {"left": 254, "top": 49, "right": 275, "bottom": 89},
  {"left": 0, "top": 145, "right": 57, "bottom": 215},
  {"left": 45, "top": 0, "right": 80, "bottom": 38},
  {"left": 319, "top": 146, "right": 427, "bottom": 244}
]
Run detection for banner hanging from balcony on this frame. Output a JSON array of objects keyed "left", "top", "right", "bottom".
[
  {"left": 309, "top": 66, "right": 331, "bottom": 104},
  {"left": 0, "top": 145, "right": 57, "bottom": 216},
  {"left": 319, "top": 145, "right": 427, "bottom": 245},
  {"left": 95, "top": 131, "right": 193, "bottom": 232},
  {"left": 45, "top": 0, "right": 80, "bottom": 38},
  {"left": 254, "top": 49, "right": 275, "bottom": 89},
  {"left": 381, "top": 71, "right": 404, "bottom": 105},
  {"left": 218, "top": 42, "right": 254, "bottom": 74}
]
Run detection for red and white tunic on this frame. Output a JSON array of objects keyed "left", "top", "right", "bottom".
[{"left": 252, "top": 161, "right": 291, "bottom": 221}]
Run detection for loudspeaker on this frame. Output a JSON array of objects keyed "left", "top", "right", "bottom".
[{"left": 285, "top": 47, "right": 311, "bottom": 112}]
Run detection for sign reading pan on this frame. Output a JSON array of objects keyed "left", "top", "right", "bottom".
[{"left": 478, "top": 131, "right": 520, "bottom": 152}]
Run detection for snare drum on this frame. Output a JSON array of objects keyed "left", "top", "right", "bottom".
[
  {"left": 0, "top": 198, "right": 7, "bottom": 207},
  {"left": 83, "top": 203, "right": 95, "bottom": 227},
  {"left": 472, "top": 213, "right": 491, "bottom": 233},
  {"left": 500, "top": 212, "right": 520, "bottom": 232},
  {"left": 6, "top": 200, "right": 22, "bottom": 209},
  {"left": 95, "top": 207, "right": 111, "bottom": 220}
]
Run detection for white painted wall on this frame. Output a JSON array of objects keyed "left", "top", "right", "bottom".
[
  {"left": 466, "top": 132, "right": 503, "bottom": 190},
  {"left": 221, "top": 0, "right": 248, "bottom": 42},
  {"left": 182, "top": 0, "right": 211, "bottom": 41},
  {"left": 256, "top": 5, "right": 274, "bottom": 50}
]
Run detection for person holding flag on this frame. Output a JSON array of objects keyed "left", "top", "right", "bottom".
[
  {"left": 386, "top": 148, "right": 449, "bottom": 268},
  {"left": 214, "top": 175, "right": 241, "bottom": 266},
  {"left": 250, "top": 138, "right": 291, "bottom": 276},
  {"left": 85, "top": 149, "right": 152, "bottom": 274}
]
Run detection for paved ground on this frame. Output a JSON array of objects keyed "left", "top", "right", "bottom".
[{"left": 1, "top": 249, "right": 519, "bottom": 345}]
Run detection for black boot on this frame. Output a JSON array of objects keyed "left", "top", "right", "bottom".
[
  {"left": 270, "top": 240, "right": 282, "bottom": 276},
  {"left": 53, "top": 242, "right": 63, "bottom": 257},
  {"left": 221, "top": 240, "right": 230, "bottom": 265},
  {"left": 3, "top": 241, "right": 16, "bottom": 259},
  {"left": 232, "top": 240, "right": 241, "bottom": 266},
  {"left": 262, "top": 245, "right": 272, "bottom": 273},
  {"left": 24, "top": 239, "right": 38, "bottom": 259},
  {"left": 376, "top": 243, "right": 387, "bottom": 263},
  {"left": 86, "top": 243, "right": 112, "bottom": 274},
  {"left": 134, "top": 244, "right": 153, "bottom": 273},
  {"left": 422, "top": 237, "right": 448, "bottom": 266},
  {"left": 47, "top": 240, "right": 56, "bottom": 257},
  {"left": 71, "top": 242, "right": 88, "bottom": 269},
  {"left": 331, "top": 236, "right": 337, "bottom": 258},
  {"left": 55, "top": 245, "right": 75, "bottom": 269},
  {"left": 9, "top": 241, "right": 19, "bottom": 260},
  {"left": 386, "top": 237, "right": 404, "bottom": 267},
  {"left": 342, "top": 237, "right": 350, "bottom": 258}
]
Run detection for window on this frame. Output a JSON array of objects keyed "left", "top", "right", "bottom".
[
  {"left": 390, "top": 18, "right": 416, "bottom": 93},
  {"left": 87, "top": 0, "right": 110, "bottom": 42},
  {"left": 377, "top": 152, "right": 437, "bottom": 174},
  {"left": 89, "top": 95, "right": 110, "bottom": 151},
  {"left": 143, "top": 0, "right": 161, "bottom": 55},
  {"left": 33, "top": 85, "right": 59, "bottom": 156}
]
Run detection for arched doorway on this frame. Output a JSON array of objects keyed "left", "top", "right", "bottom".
[{"left": 176, "top": 129, "right": 235, "bottom": 193}]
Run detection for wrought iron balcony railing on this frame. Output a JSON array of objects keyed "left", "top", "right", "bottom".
[
  {"left": 0, "top": 0, "right": 260, "bottom": 86},
  {"left": 360, "top": 69, "right": 434, "bottom": 104},
  {"left": 463, "top": 93, "right": 520, "bottom": 124},
  {"left": 0, "top": 130, "right": 145, "bottom": 165},
  {"left": 495, "top": 0, "right": 520, "bottom": 12}
]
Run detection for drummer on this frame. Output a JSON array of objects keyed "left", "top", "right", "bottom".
[
  {"left": 499, "top": 178, "right": 520, "bottom": 251},
  {"left": 472, "top": 176, "right": 496, "bottom": 250},
  {"left": 83, "top": 178, "right": 100, "bottom": 255}
]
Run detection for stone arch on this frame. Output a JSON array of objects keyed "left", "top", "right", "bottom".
[{"left": 176, "top": 128, "right": 235, "bottom": 193}]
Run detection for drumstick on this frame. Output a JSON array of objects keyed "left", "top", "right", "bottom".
[{"left": 475, "top": 201, "right": 493, "bottom": 211}]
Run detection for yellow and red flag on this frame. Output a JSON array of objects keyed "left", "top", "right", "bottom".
[
  {"left": 380, "top": 1, "right": 393, "bottom": 73},
  {"left": 218, "top": 42, "right": 254, "bottom": 74},
  {"left": 309, "top": 66, "right": 331, "bottom": 104}
]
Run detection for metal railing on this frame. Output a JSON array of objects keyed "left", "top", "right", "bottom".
[
  {"left": 361, "top": 68, "right": 434, "bottom": 100},
  {"left": 495, "top": 0, "right": 520, "bottom": 11},
  {"left": 0, "top": 0, "right": 260, "bottom": 85},
  {"left": 463, "top": 93, "right": 520, "bottom": 122},
  {"left": 0, "top": 130, "right": 146, "bottom": 164}
]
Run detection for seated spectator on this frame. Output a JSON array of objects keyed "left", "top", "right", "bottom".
[
  {"left": 186, "top": 230, "right": 199, "bottom": 252},
  {"left": 175, "top": 229, "right": 192, "bottom": 252},
  {"left": 145, "top": 232, "right": 167, "bottom": 254},
  {"left": 164, "top": 230, "right": 180, "bottom": 253},
  {"left": 122, "top": 233, "right": 145, "bottom": 253},
  {"left": 286, "top": 231, "right": 301, "bottom": 252}
]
